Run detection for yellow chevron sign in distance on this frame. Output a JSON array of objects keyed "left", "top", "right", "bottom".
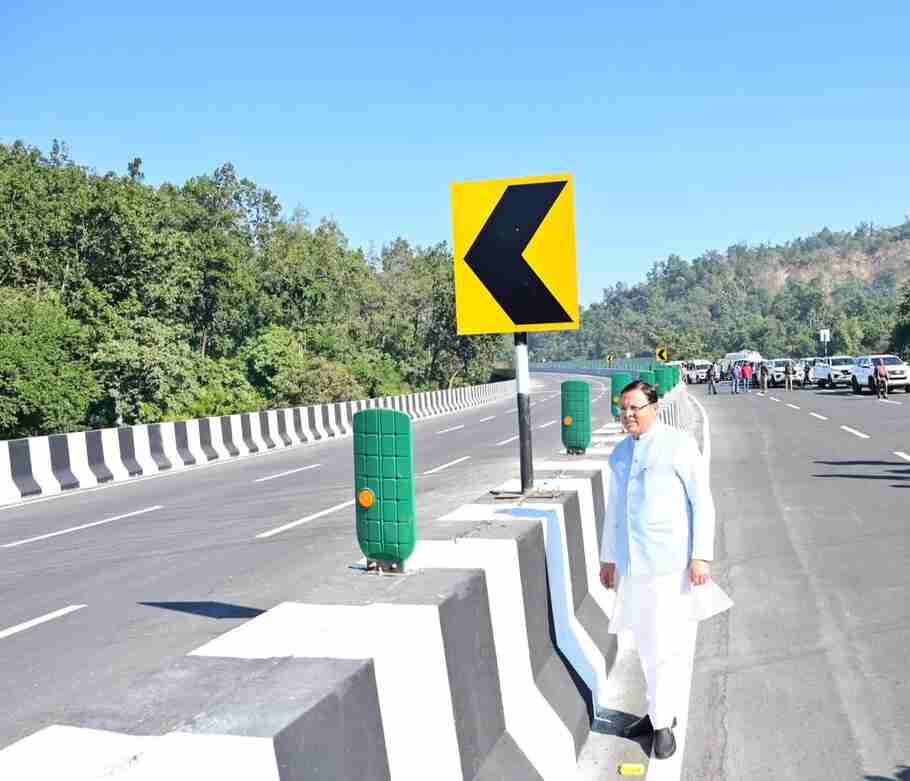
[
  {"left": 656, "top": 346, "right": 669, "bottom": 362},
  {"left": 450, "top": 173, "right": 579, "bottom": 335}
]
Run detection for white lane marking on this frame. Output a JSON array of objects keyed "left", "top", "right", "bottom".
[
  {"left": 254, "top": 463, "right": 321, "bottom": 483},
  {"left": 436, "top": 425, "right": 464, "bottom": 434},
  {"left": 840, "top": 425, "right": 870, "bottom": 440},
  {"left": 894, "top": 451, "right": 910, "bottom": 462},
  {"left": 786, "top": 403, "right": 801, "bottom": 410},
  {"left": 257, "top": 500, "right": 355, "bottom": 539},
  {"left": 2, "top": 506, "right": 163, "bottom": 548},
  {"left": 810, "top": 413, "right": 829, "bottom": 421},
  {"left": 479, "top": 415, "right": 496, "bottom": 422},
  {"left": 496, "top": 435, "right": 520, "bottom": 446},
  {"left": 0, "top": 605, "right": 86, "bottom": 640},
  {"left": 537, "top": 421, "right": 557, "bottom": 429},
  {"left": 769, "top": 397, "right": 781, "bottom": 402},
  {"left": 423, "top": 456, "right": 471, "bottom": 475},
  {"left": 880, "top": 399, "right": 902, "bottom": 405}
]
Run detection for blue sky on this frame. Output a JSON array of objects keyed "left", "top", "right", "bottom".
[{"left": 4, "top": 1, "right": 909, "bottom": 304}]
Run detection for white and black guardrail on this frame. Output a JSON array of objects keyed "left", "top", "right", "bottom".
[{"left": 0, "top": 381, "right": 516, "bottom": 507}]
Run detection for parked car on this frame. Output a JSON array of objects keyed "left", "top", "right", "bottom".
[
  {"left": 685, "top": 359, "right": 713, "bottom": 384},
  {"left": 814, "top": 356, "right": 855, "bottom": 388},
  {"left": 851, "top": 355, "right": 910, "bottom": 394},
  {"left": 799, "top": 357, "right": 823, "bottom": 384},
  {"left": 768, "top": 358, "right": 804, "bottom": 387}
]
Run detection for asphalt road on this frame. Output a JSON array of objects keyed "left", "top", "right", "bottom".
[
  {"left": 683, "top": 381, "right": 910, "bottom": 781},
  {"left": 0, "top": 374, "right": 612, "bottom": 749}
]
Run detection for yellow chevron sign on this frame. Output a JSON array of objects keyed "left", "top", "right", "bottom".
[
  {"left": 450, "top": 173, "right": 579, "bottom": 335},
  {"left": 656, "top": 347, "right": 669, "bottom": 362}
]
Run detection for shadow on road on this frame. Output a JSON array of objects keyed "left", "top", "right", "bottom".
[
  {"left": 864, "top": 765, "right": 910, "bottom": 781},
  {"left": 138, "top": 601, "right": 265, "bottom": 619},
  {"left": 812, "top": 460, "right": 910, "bottom": 488}
]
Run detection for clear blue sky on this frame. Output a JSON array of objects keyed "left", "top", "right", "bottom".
[{"left": 4, "top": 1, "right": 909, "bottom": 304}]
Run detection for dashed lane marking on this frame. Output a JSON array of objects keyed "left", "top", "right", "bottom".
[
  {"left": 2, "top": 506, "right": 163, "bottom": 548},
  {"left": 895, "top": 451, "right": 910, "bottom": 463},
  {"left": 880, "top": 399, "right": 902, "bottom": 405},
  {"left": 436, "top": 425, "right": 464, "bottom": 434},
  {"left": 254, "top": 464, "right": 321, "bottom": 483},
  {"left": 423, "top": 456, "right": 471, "bottom": 475},
  {"left": 496, "top": 435, "right": 520, "bottom": 446},
  {"left": 786, "top": 403, "right": 801, "bottom": 410},
  {"left": 537, "top": 421, "right": 557, "bottom": 429},
  {"left": 840, "top": 425, "right": 870, "bottom": 440},
  {"left": 810, "top": 413, "right": 829, "bottom": 420},
  {"left": 0, "top": 605, "right": 86, "bottom": 640},
  {"left": 769, "top": 397, "right": 781, "bottom": 402},
  {"left": 257, "top": 500, "right": 355, "bottom": 539},
  {"left": 479, "top": 415, "right": 496, "bottom": 422}
]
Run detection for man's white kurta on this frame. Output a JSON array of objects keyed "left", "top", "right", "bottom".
[{"left": 600, "top": 420, "right": 729, "bottom": 729}]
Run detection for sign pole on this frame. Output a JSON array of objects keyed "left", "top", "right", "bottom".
[{"left": 514, "top": 332, "right": 534, "bottom": 493}]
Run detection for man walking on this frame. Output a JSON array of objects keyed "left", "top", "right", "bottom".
[{"left": 599, "top": 380, "right": 721, "bottom": 760}]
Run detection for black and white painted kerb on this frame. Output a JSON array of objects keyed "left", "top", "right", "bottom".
[{"left": 0, "top": 380, "right": 515, "bottom": 507}]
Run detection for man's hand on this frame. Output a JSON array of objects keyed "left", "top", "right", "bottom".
[
  {"left": 600, "top": 562, "right": 616, "bottom": 590},
  {"left": 690, "top": 559, "right": 711, "bottom": 586}
]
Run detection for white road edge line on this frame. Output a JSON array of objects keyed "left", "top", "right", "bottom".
[
  {"left": 496, "top": 435, "right": 520, "bottom": 446},
  {"left": 840, "top": 425, "right": 870, "bottom": 440},
  {"left": 810, "top": 413, "right": 828, "bottom": 420},
  {"left": 0, "top": 605, "right": 86, "bottom": 640},
  {"left": 479, "top": 415, "right": 496, "bottom": 422},
  {"left": 786, "top": 403, "right": 801, "bottom": 410},
  {"left": 254, "top": 464, "right": 321, "bottom": 483},
  {"left": 422, "top": 456, "right": 471, "bottom": 475},
  {"left": 894, "top": 451, "right": 910, "bottom": 463},
  {"left": 537, "top": 421, "right": 557, "bottom": 429},
  {"left": 769, "top": 396, "right": 781, "bottom": 402},
  {"left": 2, "top": 506, "right": 163, "bottom": 548},
  {"left": 436, "top": 425, "right": 465, "bottom": 434},
  {"left": 257, "top": 499, "right": 355, "bottom": 539}
]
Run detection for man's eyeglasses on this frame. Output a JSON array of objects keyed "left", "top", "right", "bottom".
[{"left": 619, "top": 402, "right": 654, "bottom": 415}]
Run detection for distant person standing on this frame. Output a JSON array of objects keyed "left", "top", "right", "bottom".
[
  {"left": 760, "top": 362, "right": 769, "bottom": 393},
  {"left": 803, "top": 363, "right": 811, "bottom": 389},
  {"left": 742, "top": 362, "right": 753, "bottom": 393},
  {"left": 706, "top": 362, "right": 718, "bottom": 395},
  {"left": 784, "top": 361, "right": 794, "bottom": 391},
  {"left": 875, "top": 362, "right": 889, "bottom": 399},
  {"left": 731, "top": 363, "right": 741, "bottom": 394}
]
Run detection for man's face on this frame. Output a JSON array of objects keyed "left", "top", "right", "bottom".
[{"left": 620, "top": 388, "right": 657, "bottom": 437}]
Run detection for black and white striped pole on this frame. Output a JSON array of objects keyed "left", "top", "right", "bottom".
[{"left": 514, "top": 331, "right": 534, "bottom": 493}]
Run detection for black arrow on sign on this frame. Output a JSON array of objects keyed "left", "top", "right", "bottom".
[{"left": 465, "top": 181, "right": 573, "bottom": 325}]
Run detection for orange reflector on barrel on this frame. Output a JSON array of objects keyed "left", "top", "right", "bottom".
[
  {"left": 563, "top": 415, "right": 573, "bottom": 426},
  {"left": 357, "top": 488, "right": 375, "bottom": 509}
]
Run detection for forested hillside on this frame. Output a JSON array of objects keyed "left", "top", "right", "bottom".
[
  {"left": 0, "top": 141, "right": 504, "bottom": 439},
  {"left": 532, "top": 222, "right": 910, "bottom": 363}
]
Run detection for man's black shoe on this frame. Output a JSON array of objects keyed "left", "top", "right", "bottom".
[
  {"left": 622, "top": 714, "right": 653, "bottom": 739},
  {"left": 653, "top": 725, "right": 677, "bottom": 760}
]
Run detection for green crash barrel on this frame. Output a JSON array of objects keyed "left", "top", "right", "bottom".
[
  {"left": 353, "top": 408, "right": 416, "bottom": 565},
  {"left": 639, "top": 369, "right": 656, "bottom": 388},
  {"left": 561, "top": 380, "right": 592, "bottom": 454},
  {"left": 610, "top": 371, "right": 633, "bottom": 418}
]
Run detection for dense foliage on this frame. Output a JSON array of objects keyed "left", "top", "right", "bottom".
[
  {"left": 532, "top": 223, "right": 910, "bottom": 364},
  {"left": 0, "top": 141, "right": 504, "bottom": 439}
]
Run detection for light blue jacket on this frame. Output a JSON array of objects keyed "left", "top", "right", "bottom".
[{"left": 600, "top": 421, "right": 715, "bottom": 576}]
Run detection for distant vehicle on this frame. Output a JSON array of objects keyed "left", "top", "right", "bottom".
[
  {"left": 720, "top": 350, "right": 763, "bottom": 375},
  {"left": 814, "top": 355, "right": 855, "bottom": 388},
  {"left": 685, "top": 359, "right": 712, "bottom": 383},
  {"left": 800, "top": 357, "right": 824, "bottom": 384},
  {"left": 851, "top": 355, "right": 910, "bottom": 394},
  {"left": 768, "top": 358, "right": 804, "bottom": 387}
]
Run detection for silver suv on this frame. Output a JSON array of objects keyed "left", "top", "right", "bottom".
[{"left": 851, "top": 355, "right": 910, "bottom": 393}]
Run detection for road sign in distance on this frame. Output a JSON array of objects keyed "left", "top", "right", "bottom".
[
  {"left": 451, "top": 173, "right": 579, "bottom": 335},
  {"left": 656, "top": 347, "right": 669, "bottom": 362}
]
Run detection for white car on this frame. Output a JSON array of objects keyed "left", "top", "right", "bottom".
[
  {"left": 767, "top": 358, "right": 804, "bottom": 387},
  {"left": 685, "top": 360, "right": 713, "bottom": 384},
  {"left": 815, "top": 356, "right": 855, "bottom": 388},
  {"left": 850, "top": 355, "right": 910, "bottom": 394}
]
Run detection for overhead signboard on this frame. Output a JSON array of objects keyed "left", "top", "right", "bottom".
[
  {"left": 450, "top": 173, "right": 579, "bottom": 335},
  {"left": 656, "top": 347, "right": 669, "bottom": 362}
]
